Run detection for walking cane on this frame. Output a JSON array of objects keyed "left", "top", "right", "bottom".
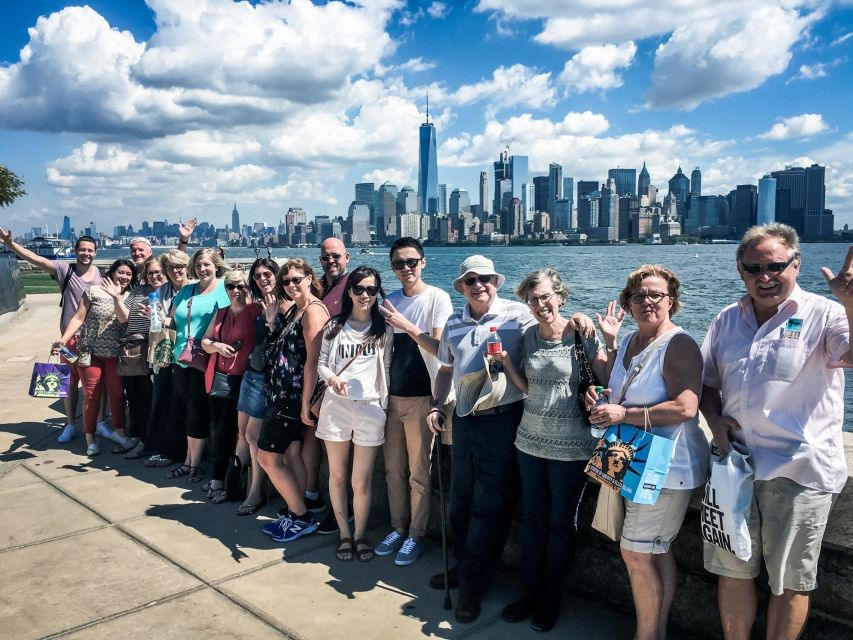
[{"left": 435, "top": 416, "right": 452, "bottom": 610}]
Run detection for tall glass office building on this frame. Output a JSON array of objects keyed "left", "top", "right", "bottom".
[{"left": 417, "top": 99, "right": 439, "bottom": 216}]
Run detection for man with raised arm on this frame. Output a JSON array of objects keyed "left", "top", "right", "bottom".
[
  {"left": 700, "top": 223, "right": 853, "bottom": 640},
  {"left": 0, "top": 228, "right": 102, "bottom": 441}
]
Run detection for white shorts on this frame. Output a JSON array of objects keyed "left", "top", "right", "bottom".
[
  {"left": 315, "top": 391, "right": 385, "bottom": 447},
  {"left": 621, "top": 488, "right": 694, "bottom": 554},
  {"left": 703, "top": 477, "right": 835, "bottom": 595}
]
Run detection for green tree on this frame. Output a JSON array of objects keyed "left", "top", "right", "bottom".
[{"left": 0, "top": 165, "right": 26, "bottom": 208}]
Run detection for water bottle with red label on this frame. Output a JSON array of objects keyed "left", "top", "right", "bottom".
[{"left": 487, "top": 326, "right": 503, "bottom": 372}]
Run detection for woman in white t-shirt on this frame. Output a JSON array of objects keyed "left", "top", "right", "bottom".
[{"left": 316, "top": 266, "right": 393, "bottom": 563}]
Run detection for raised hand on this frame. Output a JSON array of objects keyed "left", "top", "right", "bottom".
[
  {"left": 0, "top": 227, "right": 12, "bottom": 246},
  {"left": 178, "top": 218, "right": 197, "bottom": 242},
  {"left": 821, "top": 245, "right": 853, "bottom": 308},
  {"left": 102, "top": 277, "right": 122, "bottom": 299},
  {"left": 595, "top": 300, "right": 624, "bottom": 347},
  {"left": 261, "top": 292, "right": 278, "bottom": 325}
]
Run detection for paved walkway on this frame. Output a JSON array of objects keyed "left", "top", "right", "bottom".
[{"left": 0, "top": 294, "right": 634, "bottom": 640}]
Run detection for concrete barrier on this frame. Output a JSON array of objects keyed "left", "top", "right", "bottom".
[{"left": 0, "top": 251, "right": 25, "bottom": 316}]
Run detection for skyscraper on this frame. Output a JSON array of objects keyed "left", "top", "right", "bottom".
[
  {"left": 757, "top": 175, "right": 776, "bottom": 225},
  {"left": 449, "top": 189, "right": 471, "bottom": 216},
  {"left": 547, "top": 163, "right": 563, "bottom": 215},
  {"left": 493, "top": 148, "right": 512, "bottom": 214},
  {"left": 668, "top": 167, "right": 690, "bottom": 218},
  {"left": 733, "top": 184, "right": 758, "bottom": 236},
  {"left": 533, "top": 176, "right": 550, "bottom": 213},
  {"left": 690, "top": 167, "right": 702, "bottom": 197},
  {"left": 231, "top": 203, "right": 240, "bottom": 236},
  {"left": 417, "top": 96, "right": 439, "bottom": 216},
  {"left": 355, "top": 182, "right": 376, "bottom": 226},
  {"left": 510, "top": 155, "right": 528, "bottom": 203},
  {"left": 607, "top": 168, "right": 637, "bottom": 196},
  {"left": 638, "top": 162, "right": 650, "bottom": 197},
  {"left": 439, "top": 184, "right": 448, "bottom": 215},
  {"left": 770, "top": 164, "right": 826, "bottom": 233},
  {"left": 60, "top": 215, "right": 72, "bottom": 240},
  {"left": 479, "top": 171, "right": 489, "bottom": 216},
  {"left": 347, "top": 202, "right": 371, "bottom": 244}
]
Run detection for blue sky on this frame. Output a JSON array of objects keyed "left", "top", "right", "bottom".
[{"left": 1, "top": 0, "right": 851, "bottom": 233}]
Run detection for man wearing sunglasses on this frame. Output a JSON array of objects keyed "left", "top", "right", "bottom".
[
  {"left": 374, "top": 237, "right": 453, "bottom": 567},
  {"left": 424, "top": 254, "right": 536, "bottom": 623},
  {"left": 700, "top": 223, "right": 853, "bottom": 640}
]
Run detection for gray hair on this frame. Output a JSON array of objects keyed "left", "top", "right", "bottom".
[
  {"left": 515, "top": 267, "right": 569, "bottom": 304},
  {"left": 737, "top": 223, "right": 801, "bottom": 262}
]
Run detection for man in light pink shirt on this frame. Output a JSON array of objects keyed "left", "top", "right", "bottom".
[{"left": 700, "top": 223, "right": 853, "bottom": 640}]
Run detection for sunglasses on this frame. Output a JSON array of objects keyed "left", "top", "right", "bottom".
[
  {"left": 740, "top": 256, "right": 796, "bottom": 275},
  {"left": 166, "top": 264, "right": 186, "bottom": 271},
  {"left": 629, "top": 291, "right": 670, "bottom": 305},
  {"left": 463, "top": 274, "right": 494, "bottom": 287},
  {"left": 252, "top": 270, "right": 275, "bottom": 280},
  {"left": 226, "top": 283, "right": 247, "bottom": 291},
  {"left": 320, "top": 253, "right": 344, "bottom": 262},
  {"left": 280, "top": 276, "right": 308, "bottom": 286},
  {"left": 391, "top": 257, "right": 422, "bottom": 270},
  {"left": 351, "top": 285, "right": 379, "bottom": 296}
]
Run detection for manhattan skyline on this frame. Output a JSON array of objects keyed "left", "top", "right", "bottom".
[{"left": 1, "top": 1, "right": 851, "bottom": 230}]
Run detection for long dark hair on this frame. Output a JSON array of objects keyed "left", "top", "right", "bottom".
[
  {"left": 325, "top": 266, "right": 387, "bottom": 343},
  {"left": 106, "top": 259, "right": 138, "bottom": 293},
  {"left": 248, "top": 257, "right": 280, "bottom": 300}
]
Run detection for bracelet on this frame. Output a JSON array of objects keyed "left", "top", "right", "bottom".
[
  {"left": 605, "top": 346, "right": 618, "bottom": 353},
  {"left": 428, "top": 408, "right": 445, "bottom": 418}
]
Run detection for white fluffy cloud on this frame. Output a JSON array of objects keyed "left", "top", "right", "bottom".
[
  {"left": 476, "top": 1, "right": 821, "bottom": 111},
  {"left": 447, "top": 64, "right": 557, "bottom": 111},
  {"left": 558, "top": 42, "right": 637, "bottom": 94},
  {"left": 758, "top": 113, "right": 830, "bottom": 140}
]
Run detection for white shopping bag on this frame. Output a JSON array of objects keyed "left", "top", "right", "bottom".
[{"left": 700, "top": 441, "right": 753, "bottom": 561}]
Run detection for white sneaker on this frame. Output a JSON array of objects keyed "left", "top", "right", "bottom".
[
  {"left": 95, "top": 421, "right": 115, "bottom": 440},
  {"left": 57, "top": 424, "right": 77, "bottom": 443},
  {"left": 86, "top": 442, "right": 100, "bottom": 456}
]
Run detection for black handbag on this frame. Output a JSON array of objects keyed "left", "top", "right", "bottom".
[
  {"left": 118, "top": 334, "right": 151, "bottom": 377},
  {"left": 209, "top": 371, "right": 242, "bottom": 399},
  {"left": 224, "top": 455, "right": 245, "bottom": 502},
  {"left": 574, "top": 330, "right": 597, "bottom": 419}
]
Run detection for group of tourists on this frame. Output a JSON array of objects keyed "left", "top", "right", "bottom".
[{"left": 3, "top": 221, "right": 850, "bottom": 640}]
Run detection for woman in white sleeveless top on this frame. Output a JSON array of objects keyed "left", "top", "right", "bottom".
[{"left": 589, "top": 264, "right": 709, "bottom": 640}]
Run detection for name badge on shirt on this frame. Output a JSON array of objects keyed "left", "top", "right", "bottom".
[{"left": 783, "top": 317, "right": 803, "bottom": 340}]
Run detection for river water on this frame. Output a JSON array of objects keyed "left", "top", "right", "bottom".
[{"left": 95, "top": 242, "right": 852, "bottom": 430}]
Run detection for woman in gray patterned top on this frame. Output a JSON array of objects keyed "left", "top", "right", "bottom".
[{"left": 496, "top": 267, "right": 613, "bottom": 632}]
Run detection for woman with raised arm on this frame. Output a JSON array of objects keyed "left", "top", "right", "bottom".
[
  {"left": 54, "top": 259, "right": 137, "bottom": 457},
  {"left": 587, "top": 264, "right": 709, "bottom": 640},
  {"left": 257, "top": 259, "right": 328, "bottom": 542},
  {"left": 315, "top": 266, "right": 393, "bottom": 563}
]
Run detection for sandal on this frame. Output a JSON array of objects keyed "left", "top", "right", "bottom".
[
  {"left": 336, "top": 537, "right": 355, "bottom": 562},
  {"left": 111, "top": 441, "right": 136, "bottom": 455},
  {"left": 187, "top": 467, "right": 204, "bottom": 484},
  {"left": 210, "top": 488, "right": 227, "bottom": 504},
  {"left": 145, "top": 455, "right": 173, "bottom": 468},
  {"left": 166, "top": 464, "right": 191, "bottom": 479},
  {"left": 237, "top": 500, "right": 266, "bottom": 516},
  {"left": 354, "top": 538, "right": 374, "bottom": 563},
  {"left": 124, "top": 441, "right": 145, "bottom": 459}
]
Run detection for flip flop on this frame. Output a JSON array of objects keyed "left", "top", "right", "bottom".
[
  {"left": 237, "top": 500, "right": 266, "bottom": 516},
  {"left": 354, "top": 538, "right": 374, "bottom": 562},
  {"left": 336, "top": 537, "right": 355, "bottom": 562}
]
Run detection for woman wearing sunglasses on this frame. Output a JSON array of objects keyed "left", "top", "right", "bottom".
[
  {"left": 198, "top": 271, "right": 259, "bottom": 503},
  {"left": 257, "top": 260, "right": 329, "bottom": 542},
  {"left": 232, "top": 256, "right": 282, "bottom": 515},
  {"left": 316, "top": 266, "right": 393, "bottom": 562},
  {"left": 587, "top": 264, "right": 708, "bottom": 640}
]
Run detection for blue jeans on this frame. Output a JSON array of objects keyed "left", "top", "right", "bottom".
[
  {"left": 449, "top": 403, "right": 522, "bottom": 595},
  {"left": 517, "top": 451, "right": 588, "bottom": 605}
]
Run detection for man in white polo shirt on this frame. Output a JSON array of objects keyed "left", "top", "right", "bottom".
[{"left": 700, "top": 223, "right": 853, "bottom": 640}]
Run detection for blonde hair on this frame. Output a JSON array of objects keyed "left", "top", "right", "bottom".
[
  {"left": 736, "top": 223, "right": 801, "bottom": 262},
  {"left": 158, "top": 248, "right": 189, "bottom": 269},
  {"left": 188, "top": 247, "right": 228, "bottom": 279},
  {"left": 619, "top": 264, "right": 682, "bottom": 317},
  {"left": 223, "top": 270, "right": 248, "bottom": 287},
  {"left": 515, "top": 267, "right": 568, "bottom": 305},
  {"left": 279, "top": 258, "right": 324, "bottom": 300}
]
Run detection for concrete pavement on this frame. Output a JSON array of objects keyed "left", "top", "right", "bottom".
[{"left": 0, "top": 294, "right": 634, "bottom": 640}]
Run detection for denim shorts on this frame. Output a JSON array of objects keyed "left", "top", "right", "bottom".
[{"left": 236, "top": 368, "right": 266, "bottom": 419}]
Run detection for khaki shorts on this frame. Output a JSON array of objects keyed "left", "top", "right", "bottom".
[
  {"left": 315, "top": 392, "right": 386, "bottom": 447},
  {"left": 621, "top": 488, "right": 693, "bottom": 554},
  {"left": 703, "top": 476, "right": 835, "bottom": 595}
]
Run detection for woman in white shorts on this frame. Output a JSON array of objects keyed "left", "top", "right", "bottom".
[
  {"left": 588, "top": 264, "right": 709, "bottom": 640},
  {"left": 316, "top": 266, "right": 393, "bottom": 563}
]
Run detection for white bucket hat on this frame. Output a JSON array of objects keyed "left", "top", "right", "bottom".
[
  {"left": 452, "top": 255, "right": 506, "bottom": 293},
  {"left": 454, "top": 355, "right": 508, "bottom": 417}
]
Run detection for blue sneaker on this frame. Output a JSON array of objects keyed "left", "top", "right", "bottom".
[
  {"left": 375, "top": 530, "right": 405, "bottom": 556},
  {"left": 262, "top": 514, "right": 291, "bottom": 538},
  {"left": 272, "top": 514, "right": 318, "bottom": 543},
  {"left": 394, "top": 537, "right": 424, "bottom": 566}
]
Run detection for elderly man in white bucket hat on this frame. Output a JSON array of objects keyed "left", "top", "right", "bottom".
[{"left": 425, "top": 254, "right": 531, "bottom": 623}]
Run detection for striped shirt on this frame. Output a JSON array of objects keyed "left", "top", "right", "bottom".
[{"left": 438, "top": 296, "right": 535, "bottom": 407}]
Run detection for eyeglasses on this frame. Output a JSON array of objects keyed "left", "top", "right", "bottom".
[
  {"left": 226, "top": 284, "right": 247, "bottom": 291},
  {"left": 320, "top": 253, "right": 344, "bottom": 262},
  {"left": 351, "top": 285, "right": 379, "bottom": 296},
  {"left": 463, "top": 274, "right": 494, "bottom": 287},
  {"left": 146, "top": 270, "right": 164, "bottom": 278},
  {"left": 526, "top": 293, "right": 555, "bottom": 307},
  {"left": 252, "top": 270, "right": 274, "bottom": 280},
  {"left": 629, "top": 291, "right": 670, "bottom": 305},
  {"left": 740, "top": 256, "right": 796, "bottom": 275},
  {"left": 166, "top": 264, "right": 186, "bottom": 271},
  {"left": 391, "top": 257, "right": 422, "bottom": 270},
  {"left": 280, "top": 276, "right": 308, "bottom": 286}
]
